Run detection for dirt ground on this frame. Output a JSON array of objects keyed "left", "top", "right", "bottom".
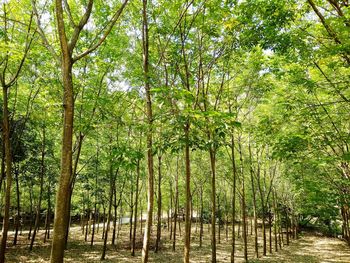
[{"left": 4, "top": 223, "right": 350, "bottom": 262}]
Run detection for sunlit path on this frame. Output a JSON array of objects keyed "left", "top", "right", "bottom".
[{"left": 253, "top": 234, "right": 350, "bottom": 263}]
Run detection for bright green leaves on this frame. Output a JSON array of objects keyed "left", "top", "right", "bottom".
[
  {"left": 273, "top": 134, "right": 308, "bottom": 160},
  {"left": 236, "top": 0, "right": 299, "bottom": 52},
  {"left": 341, "top": 152, "right": 350, "bottom": 161}
]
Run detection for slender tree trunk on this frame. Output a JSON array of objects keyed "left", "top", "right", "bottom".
[
  {"left": 0, "top": 137, "right": 4, "bottom": 193},
  {"left": 262, "top": 205, "right": 267, "bottom": 255},
  {"left": 30, "top": 126, "right": 45, "bottom": 250},
  {"left": 44, "top": 184, "right": 51, "bottom": 243},
  {"left": 91, "top": 155, "right": 98, "bottom": 247},
  {"left": 199, "top": 186, "right": 204, "bottom": 248},
  {"left": 102, "top": 206, "right": 106, "bottom": 240},
  {"left": 0, "top": 85, "right": 13, "bottom": 263},
  {"left": 238, "top": 141, "right": 248, "bottom": 262},
  {"left": 230, "top": 133, "right": 237, "bottom": 263},
  {"left": 140, "top": 198, "right": 143, "bottom": 236},
  {"left": 209, "top": 148, "right": 217, "bottom": 262},
  {"left": 13, "top": 166, "right": 20, "bottom": 246},
  {"left": 97, "top": 209, "right": 100, "bottom": 234},
  {"left": 131, "top": 160, "right": 140, "bottom": 256},
  {"left": 101, "top": 180, "right": 114, "bottom": 260},
  {"left": 84, "top": 207, "right": 90, "bottom": 242},
  {"left": 169, "top": 180, "right": 173, "bottom": 240},
  {"left": 129, "top": 182, "right": 134, "bottom": 244},
  {"left": 273, "top": 191, "right": 278, "bottom": 252},
  {"left": 286, "top": 211, "right": 290, "bottom": 246},
  {"left": 173, "top": 157, "right": 179, "bottom": 251},
  {"left": 91, "top": 203, "right": 97, "bottom": 247},
  {"left": 64, "top": 134, "right": 84, "bottom": 249},
  {"left": 269, "top": 205, "right": 272, "bottom": 254},
  {"left": 280, "top": 211, "right": 284, "bottom": 247},
  {"left": 248, "top": 140, "right": 259, "bottom": 258},
  {"left": 183, "top": 122, "right": 191, "bottom": 263},
  {"left": 28, "top": 181, "right": 34, "bottom": 240},
  {"left": 111, "top": 183, "right": 117, "bottom": 246},
  {"left": 238, "top": 220, "right": 241, "bottom": 238},
  {"left": 141, "top": 1, "right": 154, "bottom": 261},
  {"left": 217, "top": 195, "right": 220, "bottom": 245},
  {"left": 155, "top": 155, "right": 162, "bottom": 252},
  {"left": 256, "top": 161, "right": 267, "bottom": 256},
  {"left": 225, "top": 194, "right": 229, "bottom": 242}
]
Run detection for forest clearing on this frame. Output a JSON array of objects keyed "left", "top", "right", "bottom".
[{"left": 1, "top": 0, "right": 350, "bottom": 262}]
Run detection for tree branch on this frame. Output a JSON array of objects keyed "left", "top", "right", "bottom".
[
  {"left": 31, "top": 0, "right": 60, "bottom": 63},
  {"left": 73, "top": 0, "right": 129, "bottom": 62},
  {"left": 63, "top": 0, "right": 76, "bottom": 28},
  {"left": 6, "top": 12, "right": 35, "bottom": 88},
  {"left": 68, "top": 0, "right": 93, "bottom": 53}
]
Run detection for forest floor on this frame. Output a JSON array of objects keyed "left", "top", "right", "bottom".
[{"left": 4, "top": 223, "right": 350, "bottom": 262}]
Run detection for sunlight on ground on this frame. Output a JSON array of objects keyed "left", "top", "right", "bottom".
[{"left": 4, "top": 226, "right": 350, "bottom": 262}]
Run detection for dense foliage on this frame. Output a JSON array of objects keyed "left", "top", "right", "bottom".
[{"left": 0, "top": 0, "right": 349, "bottom": 262}]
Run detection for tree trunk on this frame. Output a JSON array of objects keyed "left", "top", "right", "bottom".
[
  {"left": 129, "top": 181, "right": 134, "bottom": 244},
  {"left": 217, "top": 195, "right": 220, "bottom": 245},
  {"left": 269, "top": 205, "right": 272, "bottom": 254},
  {"left": 286, "top": 211, "right": 290, "bottom": 246},
  {"left": 30, "top": 125, "right": 45, "bottom": 250},
  {"left": 199, "top": 185, "right": 204, "bottom": 248},
  {"left": 209, "top": 148, "right": 217, "bottom": 262},
  {"left": 102, "top": 206, "right": 106, "bottom": 240},
  {"left": 13, "top": 166, "right": 20, "bottom": 246},
  {"left": 0, "top": 136, "right": 4, "bottom": 193},
  {"left": 230, "top": 133, "right": 237, "bottom": 263},
  {"left": 141, "top": 1, "right": 154, "bottom": 262},
  {"left": 155, "top": 155, "right": 162, "bottom": 252},
  {"left": 131, "top": 160, "right": 140, "bottom": 256},
  {"left": 0, "top": 85, "right": 13, "bottom": 263},
  {"left": 44, "top": 184, "right": 51, "bottom": 243},
  {"left": 238, "top": 141, "right": 248, "bottom": 262},
  {"left": 111, "top": 183, "right": 117, "bottom": 246},
  {"left": 173, "top": 157, "right": 179, "bottom": 251},
  {"left": 248, "top": 140, "right": 258, "bottom": 258},
  {"left": 183, "top": 122, "right": 191, "bottom": 263},
  {"left": 50, "top": 11, "right": 74, "bottom": 260},
  {"left": 101, "top": 176, "right": 114, "bottom": 260},
  {"left": 273, "top": 191, "right": 278, "bottom": 252},
  {"left": 91, "top": 151, "right": 99, "bottom": 247},
  {"left": 169, "top": 180, "right": 173, "bottom": 240},
  {"left": 28, "top": 181, "right": 34, "bottom": 240}
]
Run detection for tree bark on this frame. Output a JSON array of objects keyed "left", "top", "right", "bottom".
[
  {"left": 50, "top": 3, "right": 74, "bottom": 261},
  {"left": 230, "top": 133, "right": 237, "bottom": 263},
  {"left": 141, "top": 0, "right": 154, "bottom": 261},
  {"left": 155, "top": 155, "right": 162, "bottom": 252},
  {"left": 248, "top": 140, "right": 259, "bottom": 258},
  {"left": 13, "top": 165, "right": 20, "bottom": 246},
  {"left": 131, "top": 160, "right": 140, "bottom": 256},
  {"left": 101, "top": 170, "right": 114, "bottom": 260},
  {"left": 209, "top": 148, "right": 217, "bottom": 262},
  {"left": 30, "top": 125, "right": 45, "bottom": 250},
  {"left": 238, "top": 141, "right": 248, "bottom": 262},
  {"left": 183, "top": 122, "right": 191, "bottom": 263},
  {"left": 0, "top": 85, "right": 13, "bottom": 263},
  {"left": 173, "top": 157, "right": 179, "bottom": 251},
  {"left": 44, "top": 183, "right": 51, "bottom": 243},
  {"left": 199, "top": 185, "right": 204, "bottom": 248}
]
